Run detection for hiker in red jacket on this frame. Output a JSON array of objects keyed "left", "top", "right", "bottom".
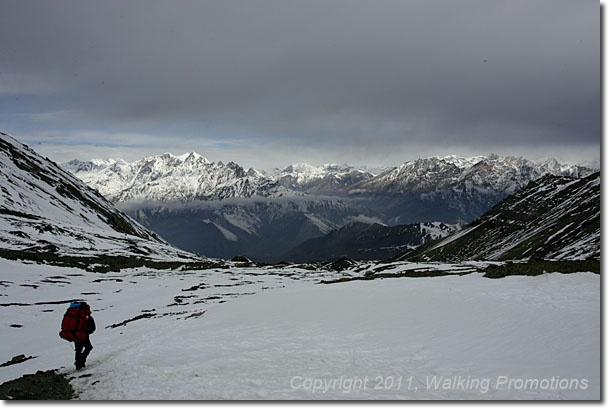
[
  {"left": 60, "top": 301, "right": 96, "bottom": 370},
  {"left": 75, "top": 305, "right": 96, "bottom": 370}
]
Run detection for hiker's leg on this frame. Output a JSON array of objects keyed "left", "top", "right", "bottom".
[
  {"left": 74, "top": 342, "right": 85, "bottom": 369},
  {"left": 82, "top": 338, "right": 93, "bottom": 361}
]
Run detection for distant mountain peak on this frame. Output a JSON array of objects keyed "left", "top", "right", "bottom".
[
  {"left": 62, "top": 151, "right": 297, "bottom": 203},
  {"left": 175, "top": 151, "right": 206, "bottom": 162}
]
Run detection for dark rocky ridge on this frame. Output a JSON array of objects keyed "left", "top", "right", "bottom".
[
  {"left": 397, "top": 172, "right": 600, "bottom": 262},
  {"left": 281, "top": 221, "right": 457, "bottom": 263}
]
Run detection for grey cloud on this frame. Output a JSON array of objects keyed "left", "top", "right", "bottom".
[{"left": 0, "top": 0, "right": 600, "bottom": 165}]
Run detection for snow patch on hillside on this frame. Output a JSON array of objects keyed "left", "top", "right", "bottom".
[{"left": 202, "top": 219, "right": 238, "bottom": 241}]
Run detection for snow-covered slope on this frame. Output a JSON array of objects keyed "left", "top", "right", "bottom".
[
  {"left": 0, "top": 258, "right": 600, "bottom": 399},
  {"left": 63, "top": 154, "right": 297, "bottom": 203},
  {"left": 400, "top": 172, "right": 600, "bottom": 262},
  {"left": 0, "top": 132, "right": 199, "bottom": 268}
]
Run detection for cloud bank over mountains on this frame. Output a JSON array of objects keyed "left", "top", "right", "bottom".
[{"left": 0, "top": 0, "right": 599, "bottom": 168}]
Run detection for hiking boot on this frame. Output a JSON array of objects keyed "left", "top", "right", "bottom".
[
  {"left": 75, "top": 356, "right": 86, "bottom": 370},
  {"left": 75, "top": 352, "right": 85, "bottom": 370}
]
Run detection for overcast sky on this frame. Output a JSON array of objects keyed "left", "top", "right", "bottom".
[{"left": 0, "top": 0, "right": 600, "bottom": 169}]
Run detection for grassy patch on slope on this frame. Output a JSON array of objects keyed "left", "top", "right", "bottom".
[{"left": 483, "top": 258, "right": 600, "bottom": 278}]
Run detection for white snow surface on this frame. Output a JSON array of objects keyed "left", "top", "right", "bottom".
[{"left": 0, "top": 259, "right": 599, "bottom": 400}]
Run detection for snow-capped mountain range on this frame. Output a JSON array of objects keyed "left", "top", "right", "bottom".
[
  {"left": 59, "top": 150, "right": 596, "bottom": 261},
  {"left": 62, "top": 153, "right": 294, "bottom": 203},
  {"left": 349, "top": 154, "right": 591, "bottom": 197},
  {"left": 63, "top": 152, "right": 594, "bottom": 204}
]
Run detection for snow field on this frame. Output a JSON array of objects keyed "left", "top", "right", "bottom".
[{"left": 0, "top": 258, "right": 599, "bottom": 400}]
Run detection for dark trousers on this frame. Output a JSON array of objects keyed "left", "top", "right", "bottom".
[{"left": 74, "top": 338, "right": 93, "bottom": 367}]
